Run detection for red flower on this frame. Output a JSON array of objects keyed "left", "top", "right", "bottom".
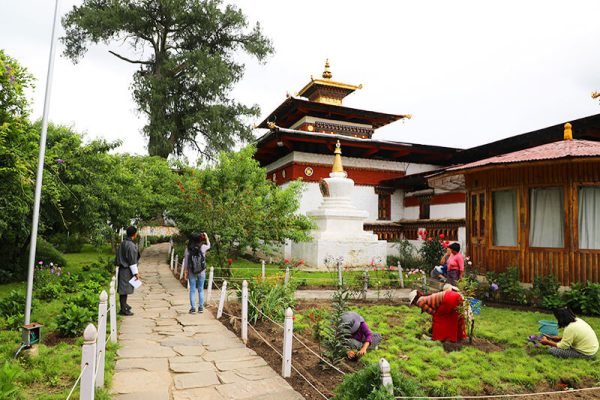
[
  {"left": 423, "top": 230, "right": 428, "bottom": 235},
  {"left": 389, "top": 266, "right": 398, "bottom": 271},
  {"left": 284, "top": 258, "right": 290, "bottom": 263},
  {"left": 299, "top": 259, "right": 304, "bottom": 264},
  {"left": 227, "top": 258, "right": 233, "bottom": 264},
  {"left": 427, "top": 237, "right": 433, "bottom": 241},
  {"left": 444, "top": 240, "right": 450, "bottom": 246},
  {"left": 442, "top": 242, "right": 449, "bottom": 248},
  {"left": 292, "top": 316, "right": 296, "bottom": 321},
  {"left": 439, "top": 233, "right": 445, "bottom": 239},
  {"left": 373, "top": 267, "right": 377, "bottom": 271},
  {"left": 418, "top": 229, "right": 423, "bottom": 235}
]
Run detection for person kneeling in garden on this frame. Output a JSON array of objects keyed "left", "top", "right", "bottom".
[
  {"left": 341, "top": 312, "right": 382, "bottom": 360},
  {"left": 409, "top": 284, "right": 466, "bottom": 343},
  {"left": 540, "top": 308, "right": 598, "bottom": 359}
]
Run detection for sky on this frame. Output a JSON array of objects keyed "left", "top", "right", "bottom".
[{"left": 2, "top": 0, "right": 600, "bottom": 157}]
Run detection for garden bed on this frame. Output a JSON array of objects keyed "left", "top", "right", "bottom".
[{"left": 217, "top": 299, "right": 600, "bottom": 400}]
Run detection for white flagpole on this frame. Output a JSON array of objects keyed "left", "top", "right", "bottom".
[{"left": 24, "top": 0, "right": 61, "bottom": 326}]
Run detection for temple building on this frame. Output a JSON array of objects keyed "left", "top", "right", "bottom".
[
  {"left": 254, "top": 61, "right": 600, "bottom": 281},
  {"left": 254, "top": 61, "right": 466, "bottom": 263}
]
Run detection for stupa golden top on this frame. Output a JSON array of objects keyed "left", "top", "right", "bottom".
[{"left": 296, "top": 59, "right": 362, "bottom": 106}]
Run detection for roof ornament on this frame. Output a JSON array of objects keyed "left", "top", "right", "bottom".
[
  {"left": 322, "top": 59, "right": 332, "bottom": 80},
  {"left": 331, "top": 140, "right": 345, "bottom": 173},
  {"left": 564, "top": 122, "right": 573, "bottom": 141}
]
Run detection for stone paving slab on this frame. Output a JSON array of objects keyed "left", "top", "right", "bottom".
[{"left": 112, "top": 243, "right": 305, "bottom": 399}]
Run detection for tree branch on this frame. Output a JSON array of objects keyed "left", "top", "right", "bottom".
[{"left": 108, "top": 50, "right": 152, "bottom": 65}]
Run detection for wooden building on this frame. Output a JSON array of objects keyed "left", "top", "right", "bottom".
[{"left": 429, "top": 123, "right": 600, "bottom": 285}]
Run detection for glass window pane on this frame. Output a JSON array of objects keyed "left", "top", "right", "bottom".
[
  {"left": 579, "top": 187, "right": 600, "bottom": 250},
  {"left": 529, "top": 187, "right": 564, "bottom": 248},
  {"left": 493, "top": 190, "right": 517, "bottom": 246}
]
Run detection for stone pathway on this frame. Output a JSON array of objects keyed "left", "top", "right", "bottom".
[{"left": 112, "top": 243, "right": 304, "bottom": 400}]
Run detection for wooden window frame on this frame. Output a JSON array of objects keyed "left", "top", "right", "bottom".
[
  {"left": 527, "top": 185, "right": 568, "bottom": 251},
  {"left": 378, "top": 193, "right": 391, "bottom": 221},
  {"left": 573, "top": 182, "right": 600, "bottom": 253},
  {"left": 490, "top": 188, "right": 520, "bottom": 250}
]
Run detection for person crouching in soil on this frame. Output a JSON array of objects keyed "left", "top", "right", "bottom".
[
  {"left": 540, "top": 308, "right": 598, "bottom": 359},
  {"left": 409, "top": 284, "right": 466, "bottom": 343},
  {"left": 341, "top": 311, "right": 382, "bottom": 360}
]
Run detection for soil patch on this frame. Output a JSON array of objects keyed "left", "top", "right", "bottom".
[
  {"left": 42, "top": 332, "right": 75, "bottom": 347},
  {"left": 442, "top": 337, "right": 506, "bottom": 353},
  {"left": 220, "top": 302, "right": 355, "bottom": 400}
]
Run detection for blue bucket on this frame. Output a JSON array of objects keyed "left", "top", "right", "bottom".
[
  {"left": 538, "top": 320, "right": 559, "bottom": 336},
  {"left": 468, "top": 298, "right": 481, "bottom": 315}
]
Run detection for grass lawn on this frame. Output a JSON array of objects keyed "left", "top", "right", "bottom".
[
  {"left": 0, "top": 243, "right": 116, "bottom": 399},
  {"left": 294, "top": 303, "right": 600, "bottom": 396},
  {"left": 0, "top": 244, "right": 113, "bottom": 300}
]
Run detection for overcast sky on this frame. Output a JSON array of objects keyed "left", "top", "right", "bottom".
[{"left": 2, "top": 0, "right": 600, "bottom": 157}]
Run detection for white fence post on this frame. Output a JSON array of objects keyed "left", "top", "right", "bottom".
[
  {"left": 170, "top": 249, "right": 174, "bottom": 271},
  {"left": 261, "top": 260, "right": 266, "bottom": 282},
  {"left": 179, "top": 254, "right": 185, "bottom": 280},
  {"left": 337, "top": 261, "right": 343, "bottom": 286},
  {"left": 379, "top": 357, "right": 393, "bottom": 394},
  {"left": 284, "top": 266, "right": 290, "bottom": 285},
  {"left": 282, "top": 307, "right": 293, "bottom": 378},
  {"left": 363, "top": 269, "right": 369, "bottom": 300},
  {"left": 80, "top": 324, "right": 97, "bottom": 400},
  {"left": 241, "top": 280, "right": 248, "bottom": 343},
  {"left": 217, "top": 280, "right": 227, "bottom": 319},
  {"left": 95, "top": 291, "right": 108, "bottom": 388},
  {"left": 109, "top": 281, "right": 117, "bottom": 343},
  {"left": 397, "top": 261, "right": 404, "bottom": 288},
  {"left": 207, "top": 266, "right": 214, "bottom": 303}
]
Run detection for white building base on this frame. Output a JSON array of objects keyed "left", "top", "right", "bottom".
[{"left": 291, "top": 238, "right": 388, "bottom": 270}]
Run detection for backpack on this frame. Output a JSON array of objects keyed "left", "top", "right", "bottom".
[{"left": 189, "top": 245, "right": 206, "bottom": 274}]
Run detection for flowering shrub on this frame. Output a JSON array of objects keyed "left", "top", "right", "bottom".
[
  {"left": 243, "top": 273, "right": 297, "bottom": 324},
  {"left": 417, "top": 231, "right": 446, "bottom": 272},
  {"left": 280, "top": 258, "right": 304, "bottom": 271}
]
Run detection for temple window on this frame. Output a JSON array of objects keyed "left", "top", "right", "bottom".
[
  {"left": 578, "top": 186, "right": 600, "bottom": 249},
  {"left": 529, "top": 187, "right": 564, "bottom": 248},
  {"left": 492, "top": 190, "right": 517, "bottom": 247},
  {"left": 378, "top": 194, "right": 391, "bottom": 220},
  {"left": 419, "top": 197, "right": 431, "bottom": 220}
]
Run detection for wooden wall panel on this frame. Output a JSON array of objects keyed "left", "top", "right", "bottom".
[{"left": 465, "top": 160, "right": 600, "bottom": 285}]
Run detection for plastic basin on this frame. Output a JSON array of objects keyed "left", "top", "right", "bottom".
[{"left": 538, "top": 320, "right": 559, "bottom": 336}]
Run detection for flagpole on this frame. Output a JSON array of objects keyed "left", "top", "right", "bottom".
[{"left": 24, "top": 0, "right": 61, "bottom": 326}]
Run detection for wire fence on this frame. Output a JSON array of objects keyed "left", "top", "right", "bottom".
[
  {"left": 394, "top": 386, "right": 600, "bottom": 399},
  {"left": 65, "top": 363, "right": 87, "bottom": 400}
]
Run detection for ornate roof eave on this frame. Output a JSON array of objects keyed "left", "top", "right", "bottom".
[{"left": 296, "top": 78, "right": 363, "bottom": 98}]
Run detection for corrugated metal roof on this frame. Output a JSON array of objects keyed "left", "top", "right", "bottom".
[{"left": 447, "top": 139, "right": 600, "bottom": 172}]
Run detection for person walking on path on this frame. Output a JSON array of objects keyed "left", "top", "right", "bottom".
[
  {"left": 446, "top": 242, "right": 464, "bottom": 286},
  {"left": 341, "top": 311, "right": 383, "bottom": 360},
  {"left": 409, "top": 284, "right": 466, "bottom": 343},
  {"left": 115, "top": 225, "right": 140, "bottom": 316},
  {"left": 184, "top": 232, "right": 210, "bottom": 314},
  {"left": 540, "top": 308, "right": 598, "bottom": 359}
]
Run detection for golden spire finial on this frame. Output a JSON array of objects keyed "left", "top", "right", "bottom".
[
  {"left": 564, "top": 122, "right": 573, "bottom": 141},
  {"left": 332, "top": 140, "right": 344, "bottom": 173},
  {"left": 592, "top": 91, "right": 600, "bottom": 99},
  {"left": 322, "top": 59, "right": 332, "bottom": 80}
]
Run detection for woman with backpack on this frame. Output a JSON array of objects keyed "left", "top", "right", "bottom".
[{"left": 183, "top": 232, "right": 210, "bottom": 314}]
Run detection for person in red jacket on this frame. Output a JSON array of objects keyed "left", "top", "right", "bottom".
[{"left": 409, "top": 285, "right": 466, "bottom": 342}]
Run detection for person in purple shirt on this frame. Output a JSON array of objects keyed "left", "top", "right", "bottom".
[{"left": 341, "top": 311, "right": 382, "bottom": 360}]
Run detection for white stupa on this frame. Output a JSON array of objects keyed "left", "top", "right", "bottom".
[{"left": 292, "top": 141, "right": 387, "bottom": 269}]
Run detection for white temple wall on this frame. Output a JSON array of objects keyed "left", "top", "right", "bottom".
[
  {"left": 403, "top": 206, "right": 420, "bottom": 220},
  {"left": 390, "top": 190, "right": 403, "bottom": 221},
  {"left": 430, "top": 203, "right": 466, "bottom": 219}
]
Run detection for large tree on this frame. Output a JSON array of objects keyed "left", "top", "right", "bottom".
[{"left": 61, "top": 0, "right": 273, "bottom": 158}]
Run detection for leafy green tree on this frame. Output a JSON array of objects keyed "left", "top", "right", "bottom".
[
  {"left": 61, "top": 0, "right": 273, "bottom": 158},
  {"left": 173, "top": 146, "right": 313, "bottom": 273}
]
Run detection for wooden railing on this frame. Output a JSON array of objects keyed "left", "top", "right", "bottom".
[{"left": 364, "top": 219, "right": 465, "bottom": 241}]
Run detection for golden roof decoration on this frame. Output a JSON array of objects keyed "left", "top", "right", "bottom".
[
  {"left": 332, "top": 140, "right": 345, "bottom": 173},
  {"left": 322, "top": 59, "right": 332, "bottom": 79}
]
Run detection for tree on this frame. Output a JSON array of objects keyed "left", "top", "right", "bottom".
[
  {"left": 61, "top": 0, "right": 273, "bottom": 159},
  {"left": 173, "top": 146, "right": 313, "bottom": 273}
]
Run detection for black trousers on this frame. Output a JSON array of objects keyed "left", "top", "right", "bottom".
[{"left": 119, "top": 294, "right": 129, "bottom": 311}]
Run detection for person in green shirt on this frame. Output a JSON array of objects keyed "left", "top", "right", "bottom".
[{"left": 540, "top": 308, "right": 598, "bottom": 359}]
